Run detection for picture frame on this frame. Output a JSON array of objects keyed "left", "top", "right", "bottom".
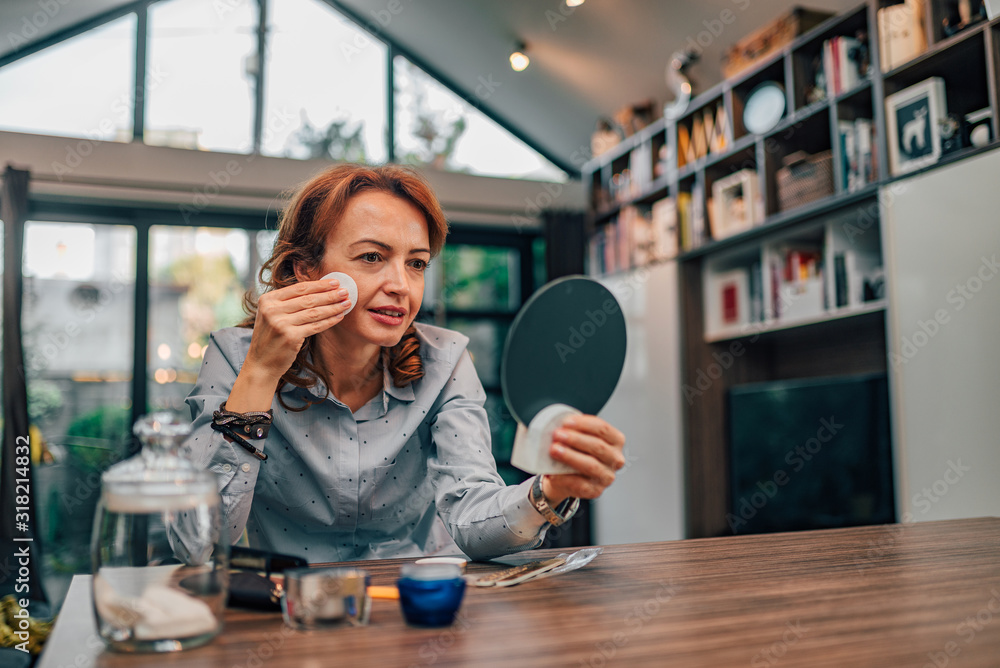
[
  {"left": 885, "top": 77, "right": 947, "bottom": 176},
  {"left": 710, "top": 168, "right": 761, "bottom": 240}
]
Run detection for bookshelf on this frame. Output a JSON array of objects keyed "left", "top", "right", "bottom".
[{"left": 582, "top": 1, "right": 1000, "bottom": 537}]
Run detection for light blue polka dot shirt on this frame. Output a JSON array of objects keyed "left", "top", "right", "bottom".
[{"left": 185, "top": 323, "right": 550, "bottom": 563}]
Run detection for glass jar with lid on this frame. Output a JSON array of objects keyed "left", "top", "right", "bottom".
[{"left": 90, "top": 412, "right": 229, "bottom": 652}]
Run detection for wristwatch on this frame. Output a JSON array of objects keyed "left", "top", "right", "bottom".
[{"left": 529, "top": 475, "right": 580, "bottom": 527}]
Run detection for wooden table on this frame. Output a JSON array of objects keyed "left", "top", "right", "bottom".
[{"left": 37, "top": 518, "right": 1000, "bottom": 667}]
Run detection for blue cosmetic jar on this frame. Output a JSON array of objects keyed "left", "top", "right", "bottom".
[{"left": 396, "top": 563, "right": 466, "bottom": 627}]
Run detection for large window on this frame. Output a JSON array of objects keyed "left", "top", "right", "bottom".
[
  {"left": 261, "top": 0, "right": 387, "bottom": 162},
  {"left": 422, "top": 232, "right": 538, "bottom": 484},
  {"left": 393, "top": 57, "right": 567, "bottom": 182},
  {"left": 148, "top": 226, "right": 252, "bottom": 411},
  {"left": 22, "top": 221, "right": 137, "bottom": 606},
  {"left": 145, "top": 0, "right": 256, "bottom": 152},
  {"left": 0, "top": 0, "right": 567, "bottom": 179},
  {"left": 0, "top": 15, "right": 135, "bottom": 141}
]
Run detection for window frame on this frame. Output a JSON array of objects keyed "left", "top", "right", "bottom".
[
  {"left": 26, "top": 199, "right": 542, "bottom": 457},
  {"left": 0, "top": 0, "right": 577, "bottom": 177}
]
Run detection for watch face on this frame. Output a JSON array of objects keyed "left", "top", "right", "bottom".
[{"left": 743, "top": 82, "right": 786, "bottom": 135}]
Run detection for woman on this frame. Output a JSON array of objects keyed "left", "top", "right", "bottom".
[{"left": 186, "top": 164, "right": 625, "bottom": 562}]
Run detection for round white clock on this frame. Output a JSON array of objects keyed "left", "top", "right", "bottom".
[{"left": 743, "top": 81, "right": 786, "bottom": 135}]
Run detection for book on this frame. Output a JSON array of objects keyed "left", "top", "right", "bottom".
[
  {"left": 878, "top": 0, "right": 927, "bottom": 72},
  {"left": 823, "top": 35, "right": 863, "bottom": 98},
  {"left": 650, "top": 197, "right": 678, "bottom": 261},
  {"left": 691, "top": 180, "right": 707, "bottom": 248},
  {"left": 712, "top": 103, "right": 729, "bottom": 153},
  {"left": 617, "top": 209, "right": 632, "bottom": 271},
  {"left": 838, "top": 36, "right": 861, "bottom": 92},
  {"left": 855, "top": 118, "right": 874, "bottom": 186},
  {"left": 703, "top": 107, "right": 717, "bottom": 156},
  {"left": 691, "top": 115, "right": 708, "bottom": 160},
  {"left": 748, "top": 260, "right": 764, "bottom": 323},
  {"left": 677, "top": 191, "right": 693, "bottom": 251},
  {"left": 838, "top": 119, "right": 857, "bottom": 191},
  {"left": 629, "top": 143, "right": 652, "bottom": 196},
  {"left": 678, "top": 124, "right": 695, "bottom": 167},
  {"left": 708, "top": 268, "right": 751, "bottom": 332}
]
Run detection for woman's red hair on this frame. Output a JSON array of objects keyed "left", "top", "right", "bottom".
[{"left": 241, "top": 163, "right": 449, "bottom": 409}]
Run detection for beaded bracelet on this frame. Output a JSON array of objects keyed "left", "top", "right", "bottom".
[{"left": 213, "top": 401, "right": 273, "bottom": 439}]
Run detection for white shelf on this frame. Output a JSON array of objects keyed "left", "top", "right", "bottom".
[{"left": 705, "top": 299, "right": 886, "bottom": 342}]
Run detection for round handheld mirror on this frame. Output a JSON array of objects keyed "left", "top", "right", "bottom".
[
  {"left": 743, "top": 81, "right": 786, "bottom": 135},
  {"left": 500, "top": 276, "right": 627, "bottom": 474}
]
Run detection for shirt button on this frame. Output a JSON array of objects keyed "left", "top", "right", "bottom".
[
  {"left": 222, "top": 464, "right": 232, "bottom": 472},
  {"left": 241, "top": 463, "right": 251, "bottom": 472}
]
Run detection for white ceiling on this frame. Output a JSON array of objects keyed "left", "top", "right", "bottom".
[{"left": 1, "top": 0, "right": 863, "bottom": 174}]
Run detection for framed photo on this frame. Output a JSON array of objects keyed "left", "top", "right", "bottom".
[
  {"left": 885, "top": 77, "right": 947, "bottom": 176},
  {"left": 710, "top": 168, "right": 761, "bottom": 240}
]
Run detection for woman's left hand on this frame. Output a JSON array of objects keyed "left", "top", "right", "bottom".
[{"left": 541, "top": 415, "right": 626, "bottom": 504}]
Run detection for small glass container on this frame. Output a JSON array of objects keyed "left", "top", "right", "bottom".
[
  {"left": 90, "top": 412, "right": 229, "bottom": 653},
  {"left": 396, "top": 563, "right": 466, "bottom": 627},
  {"left": 281, "top": 568, "right": 371, "bottom": 630}
]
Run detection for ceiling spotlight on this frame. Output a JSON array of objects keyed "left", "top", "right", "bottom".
[
  {"left": 509, "top": 42, "right": 529, "bottom": 72},
  {"left": 565, "top": 0, "right": 585, "bottom": 6}
]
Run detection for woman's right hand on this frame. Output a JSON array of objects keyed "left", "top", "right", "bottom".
[{"left": 244, "top": 279, "right": 352, "bottom": 382}]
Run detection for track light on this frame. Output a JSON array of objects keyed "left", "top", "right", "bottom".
[{"left": 509, "top": 42, "right": 529, "bottom": 72}]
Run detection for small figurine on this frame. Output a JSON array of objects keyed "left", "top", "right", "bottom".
[
  {"left": 938, "top": 112, "right": 967, "bottom": 155},
  {"left": 942, "top": 0, "right": 988, "bottom": 37}
]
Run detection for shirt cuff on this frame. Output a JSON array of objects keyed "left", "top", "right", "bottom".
[{"left": 502, "top": 476, "right": 550, "bottom": 536}]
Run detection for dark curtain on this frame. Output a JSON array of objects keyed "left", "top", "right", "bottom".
[
  {"left": 543, "top": 209, "right": 586, "bottom": 279},
  {"left": 0, "top": 166, "right": 47, "bottom": 605},
  {"left": 540, "top": 208, "right": 593, "bottom": 548}
]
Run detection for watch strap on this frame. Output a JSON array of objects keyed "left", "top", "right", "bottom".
[{"left": 530, "top": 475, "right": 579, "bottom": 527}]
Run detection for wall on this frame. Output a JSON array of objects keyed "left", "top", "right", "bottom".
[
  {"left": 0, "top": 130, "right": 585, "bottom": 227},
  {"left": 882, "top": 146, "right": 1000, "bottom": 522},
  {"left": 592, "top": 261, "right": 685, "bottom": 544}
]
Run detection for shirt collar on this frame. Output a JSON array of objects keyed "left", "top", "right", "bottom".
[
  {"left": 281, "top": 358, "right": 415, "bottom": 406},
  {"left": 383, "top": 363, "right": 415, "bottom": 402}
]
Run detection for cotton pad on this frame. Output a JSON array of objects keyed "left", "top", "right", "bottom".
[
  {"left": 321, "top": 272, "right": 358, "bottom": 316},
  {"left": 510, "top": 403, "right": 581, "bottom": 475}
]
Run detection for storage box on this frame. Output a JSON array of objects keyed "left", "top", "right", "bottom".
[
  {"left": 722, "top": 7, "right": 834, "bottom": 79},
  {"left": 776, "top": 150, "right": 834, "bottom": 211}
]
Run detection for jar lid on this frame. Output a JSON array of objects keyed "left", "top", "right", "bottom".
[{"left": 399, "top": 563, "right": 462, "bottom": 581}]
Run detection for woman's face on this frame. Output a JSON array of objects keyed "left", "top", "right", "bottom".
[{"left": 315, "top": 190, "right": 431, "bottom": 349}]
